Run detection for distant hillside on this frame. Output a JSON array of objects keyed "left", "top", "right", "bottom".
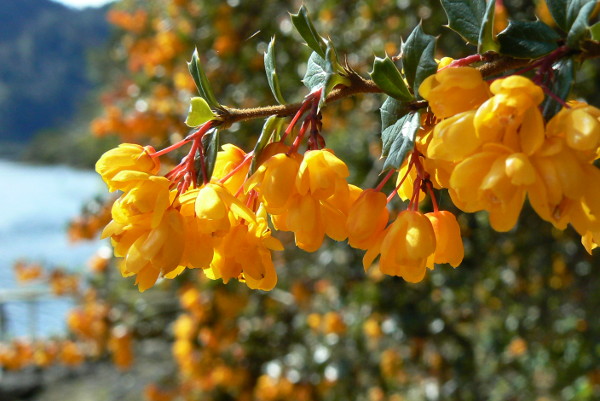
[{"left": 0, "top": 0, "right": 110, "bottom": 143}]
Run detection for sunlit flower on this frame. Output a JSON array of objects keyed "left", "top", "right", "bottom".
[{"left": 95, "top": 143, "right": 159, "bottom": 192}]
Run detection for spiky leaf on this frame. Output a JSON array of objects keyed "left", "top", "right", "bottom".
[
  {"left": 401, "top": 24, "right": 437, "bottom": 99},
  {"left": 370, "top": 56, "right": 413, "bottom": 102},
  {"left": 478, "top": 0, "right": 499, "bottom": 53},
  {"left": 381, "top": 111, "right": 421, "bottom": 171},
  {"left": 290, "top": 5, "right": 327, "bottom": 59},
  {"left": 264, "top": 37, "right": 286, "bottom": 104},
  {"left": 441, "top": 0, "right": 486, "bottom": 44},
  {"left": 187, "top": 49, "right": 220, "bottom": 109},
  {"left": 497, "top": 20, "right": 560, "bottom": 58}
]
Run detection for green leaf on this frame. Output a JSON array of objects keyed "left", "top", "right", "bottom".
[
  {"left": 303, "top": 48, "right": 350, "bottom": 109},
  {"left": 380, "top": 97, "right": 411, "bottom": 151},
  {"left": 196, "top": 129, "right": 220, "bottom": 185},
  {"left": 381, "top": 111, "right": 421, "bottom": 171},
  {"left": 185, "top": 97, "right": 216, "bottom": 127},
  {"left": 566, "top": 1, "right": 596, "bottom": 47},
  {"left": 187, "top": 48, "right": 220, "bottom": 109},
  {"left": 441, "top": 0, "right": 486, "bottom": 44},
  {"left": 497, "top": 20, "right": 560, "bottom": 58},
  {"left": 290, "top": 5, "right": 327, "bottom": 59},
  {"left": 591, "top": 21, "right": 600, "bottom": 40},
  {"left": 370, "top": 56, "right": 413, "bottom": 102},
  {"left": 264, "top": 37, "right": 286, "bottom": 105},
  {"left": 249, "top": 116, "right": 285, "bottom": 174},
  {"left": 541, "top": 58, "right": 574, "bottom": 120},
  {"left": 401, "top": 24, "right": 437, "bottom": 99},
  {"left": 546, "top": 0, "right": 568, "bottom": 30},
  {"left": 478, "top": 0, "right": 499, "bottom": 53},
  {"left": 566, "top": 0, "right": 596, "bottom": 31}
]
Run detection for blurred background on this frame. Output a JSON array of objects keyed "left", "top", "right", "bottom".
[{"left": 0, "top": 0, "right": 599, "bottom": 400}]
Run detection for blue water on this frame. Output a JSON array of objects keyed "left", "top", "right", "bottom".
[{"left": 0, "top": 160, "right": 106, "bottom": 338}]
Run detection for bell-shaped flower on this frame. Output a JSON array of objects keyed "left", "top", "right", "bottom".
[
  {"left": 450, "top": 144, "right": 535, "bottom": 231},
  {"left": 296, "top": 149, "right": 349, "bottom": 200},
  {"left": 427, "top": 111, "right": 483, "bottom": 162},
  {"left": 96, "top": 143, "right": 159, "bottom": 192},
  {"left": 245, "top": 152, "right": 302, "bottom": 214},
  {"left": 120, "top": 208, "right": 186, "bottom": 292},
  {"left": 212, "top": 144, "right": 250, "bottom": 193},
  {"left": 419, "top": 67, "right": 491, "bottom": 119},
  {"left": 206, "top": 206, "right": 282, "bottom": 291},
  {"left": 474, "top": 76, "right": 545, "bottom": 154},
  {"left": 347, "top": 189, "right": 389, "bottom": 249},
  {"left": 378, "top": 210, "right": 436, "bottom": 283},
  {"left": 546, "top": 103, "right": 600, "bottom": 156},
  {"left": 425, "top": 211, "right": 464, "bottom": 268}
]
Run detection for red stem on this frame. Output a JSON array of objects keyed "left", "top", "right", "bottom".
[
  {"left": 427, "top": 181, "right": 439, "bottom": 213},
  {"left": 219, "top": 152, "right": 254, "bottom": 184},
  {"left": 376, "top": 169, "right": 396, "bottom": 192},
  {"left": 151, "top": 121, "right": 214, "bottom": 158}
]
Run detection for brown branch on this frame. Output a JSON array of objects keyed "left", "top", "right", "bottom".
[
  {"left": 218, "top": 71, "right": 383, "bottom": 128},
  {"left": 216, "top": 39, "right": 600, "bottom": 128}
]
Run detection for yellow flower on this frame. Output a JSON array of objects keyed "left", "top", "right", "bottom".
[
  {"left": 347, "top": 189, "right": 389, "bottom": 249},
  {"left": 427, "top": 111, "right": 482, "bottom": 162},
  {"left": 582, "top": 231, "right": 599, "bottom": 254},
  {"left": 296, "top": 149, "right": 349, "bottom": 200},
  {"left": 96, "top": 143, "right": 159, "bottom": 192},
  {"left": 425, "top": 211, "right": 464, "bottom": 268},
  {"left": 212, "top": 143, "right": 250, "bottom": 193},
  {"left": 284, "top": 194, "right": 326, "bottom": 252},
  {"left": 378, "top": 210, "right": 436, "bottom": 282},
  {"left": 245, "top": 152, "right": 302, "bottom": 214},
  {"left": 546, "top": 103, "right": 600, "bottom": 155},
  {"left": 450, "top": 144, "right": 535, "bottom": 232},
  {"left": 115, "top": 174, "right": 172, "bottom": 228},
  {"left": 419, "top": 67, "right": 491, "bottom": 119},
  {"left": 121, "top": 209, "right": 185, "bottom": 291},
  {"left": 474, "top": 76, "right": 545, "bottom": 154},
  {"left": 206, "top": 206, "right": 282, "bottom": 290}
]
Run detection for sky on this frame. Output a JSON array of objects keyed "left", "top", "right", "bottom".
[{"left": 52, "top": 0, "right": 114, "bottom": 9}]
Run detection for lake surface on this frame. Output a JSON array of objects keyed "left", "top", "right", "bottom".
[{"left": 0, "top": 160, "right": 106, "bottom": 338}]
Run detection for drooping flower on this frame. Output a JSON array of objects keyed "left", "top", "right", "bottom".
[
  {"left": 425, "top": 210, "right": 464, "bottom": 268},
  {"left": 378, "top": 210, "right": 437, "bottom": 282},
  {"left": 296, "top": 149, "right": 349, "bottom": 200},
  {"left": 347, "top": 189, "right": 389, "bottom": 250},
  {"left": 419, "top": 66, "right": 491, "bottom": 119},
  {"left": 96, "top": 143, "right": 159, "bottom": 192},
  {"left": 450, "top": 144, "right": 536, "bottom": 232}
]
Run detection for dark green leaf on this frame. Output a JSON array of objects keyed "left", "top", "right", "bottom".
[
  {"left": 380, "top": 97, "right": 411, "bottom": 151},
  {"left": 546, "top": 0, "right": 568, "bottom": 30},
  {"left": 381, "top": 111, "right": 421, "bottom": 171},
  {"left": 196, "top": 129, "right": 220, "bottom": 185},
  {"left": 370, "top": 56, "right": 413, "bottom": 102},
  {"left": 591, "top": 21, "right": 600, "bottom": 40},
  {"left": 566, "top": 1, "right": 596, "bottom": 47},
  {"left": 303, "top": 52, "right": 328, "bottom": 91},
  {"left": 441, "top": 0, "right": 486, "bottom": 44},
  {"left": 264, "top": 37, "right": 286, "bottom": 105},
  {"left": 497, "top": 20, "right": 560, "bottom": 58},
  {"left": 303, "top": 49, "right": 350, "bottom": 108},
  {"left": 478, "top": 0, "right": 499, "bottom": 53},
  {"left": 185, "top": 97, "right": 216, "bottom": 127},
  {"left": 187, "top": 48, "right": 220, "bottom": 109},
  {"left": 290, "top": 5, "right": 327, "bottom": 59},
  {"left": 249, "top": 116, "right": 285, "bottom": 174},
  {"left": 401, "top": 24, "right": 437, "bottom": 99},
  {"left": 566, "top": 0, "right": 595, "bottom": 30},
  {"left": 541, "top": 59, "right": 574, "bottom": 120}
]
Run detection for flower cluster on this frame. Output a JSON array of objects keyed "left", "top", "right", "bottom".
[
  {"left": 419, "top": 66, "right": 600, "bottom": 253},
  {"left": 96, "top": 142, "right": 282, "bottom": 291}
]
